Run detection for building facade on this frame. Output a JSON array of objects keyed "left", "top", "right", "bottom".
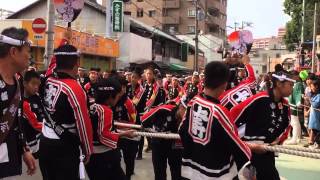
[
  {"left": 249, "top": 48, "right": 293, "bottom": 75},
  {"left": 8, "top": 0, "right": 107, "bottom": 35},
  {"left": 5, "top": 0, "right": 118, "bottom": 71},
  {"left": 0, "top": 19, "right": 119, "bottom": 71},
  {"left": 125, "top": 17, "right": 204, "bottom": 71},
  {"left": 277, "top": 27, "right": 286, "bottom": 39},
  {"left": 104, "top": 0, "right": 227, "bottom": 37},
  {"left": 252, "top": 36, "right": 287, "bottom": 50},
  {"left": 177, "top": 34, "right": 223, "bottom": 62},
  {"left": 0, "top": 9, "right": 14, "bottom": 20}
]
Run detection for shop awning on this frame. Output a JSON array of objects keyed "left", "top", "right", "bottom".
[{"left": 170, "top": 63, "right": 190, "bottom": 71}]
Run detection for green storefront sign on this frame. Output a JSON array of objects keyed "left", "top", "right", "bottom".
[
  {"left": 181, "top": 42, "right": 189, "bottom": 62},
  {"left": 112, "top": 0, "right": 123, "bottom": 32}
]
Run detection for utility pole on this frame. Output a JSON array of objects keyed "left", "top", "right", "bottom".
[
  {"left": 301, "top": 0, "right": 306, "bottom": 44},
  {"left": 44, "top": 0, "right": 55, "bottom": 69},
  {"left": 105, "top": 0, "right": 112, "bottom": 38},
  {"left": 268, "top": 56, "right": 271, "bottom": 72},
  {"left": 194, "top": 0, "right": 199, "bottom": 72},
  {"left": 312, "top": 2, "right": 318, "bottom": 73}
]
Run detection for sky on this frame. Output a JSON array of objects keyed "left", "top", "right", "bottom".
[
  {"left": 2, "top": 0, "right": 290, "bottom": 38},
  {"left": 227, "top": 0, "right": 291, "bottom": 38}
]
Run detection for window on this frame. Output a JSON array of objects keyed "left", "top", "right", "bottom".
[
  {"left": 208, "top": 7, "right": 219, "bottom": 17},
  {"left": 188, "top": 26, "right": 195, "bottom": 34},
  {"left": 188, "top": 9, "right": 196, "bottom": 17},
  {"left": 137, "top": 8, "right": 143, "bottom": 17},
  {"left": 220, "top": 14, "right": 226, "bottom": 20},
  {"left": 149, "top": 10, "right": 156, "bottom": 17},
  {"left": 208, "top": 24, "right": 219, "bottom": 33},
  {"left": 124, "top": 11, "right": 132, "bottom": 16}
]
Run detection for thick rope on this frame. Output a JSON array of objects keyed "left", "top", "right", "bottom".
[
  {"left": 264, "top": 146, "right": 320, "bottom": 159},
  {"left": 133, "top": 131, "right": 180, "bottom": 140},
  {"left": 114, "top": 122, "right": 156, "bottom": 133},
  {"left": 274, "top": 145, "right": 320, "bottom": 154},
  {"left": 131, "top": 131, "right": 320, "bottom": 158},
  {"left": 288, "top": 104, "right": 320, "bottom": 112},
  {"left": 114, "top": 122, "right": 142, "bottom": 129},
  {"left": 134, "top": 132, "right": 320, "bottom": 159},
  {"left": 114, "top": 123, "right": 320, "bottom": 159},
  {"left": 132, "top": 131, "right": 180, "bottom": 140}
]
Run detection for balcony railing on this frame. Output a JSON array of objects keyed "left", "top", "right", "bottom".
[{"left": 163, "top": 0, "right": 180, "bottom": 9}]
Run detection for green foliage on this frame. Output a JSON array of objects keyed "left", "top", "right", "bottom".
[{"left": 283, "top": 0, "right": 320, "bottom": 51}]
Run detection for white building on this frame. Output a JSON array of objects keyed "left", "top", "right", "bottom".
[
  {"left": 177, "top": 34, "right": 224, "bottom": 62},
  {"left": 118, "top": 32, "right": 152, "bottom": 68}
]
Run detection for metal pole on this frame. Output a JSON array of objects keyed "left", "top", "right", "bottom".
[
  {"left": 44, "top": 0, "right": 55, "bottom": 69},
  {"left": 268, "top": 56, "right": 271, "bottom": 72},
  {"left": 194, "top": 0, "right": 199, "bottom": 72},
  {"left": 106, "top": 0, "right": 112, "bottom": 38},
  {"left": 301, "top": 0, "right": 306, "bottom": 44},
  {"left": 312, "top": 3, "right": 317, "bottom": 73}
]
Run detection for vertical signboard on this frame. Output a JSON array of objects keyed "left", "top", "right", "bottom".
[
  {"left": 181, "top": 42, "right": 189, "bottom": 62},
  {"left": 112, "top": 0, "right": 124, "bottom": 32}
]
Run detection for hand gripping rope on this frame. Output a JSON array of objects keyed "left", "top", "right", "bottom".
[{"left": 115, "top": 122, "right": 320, "bottom": 159}]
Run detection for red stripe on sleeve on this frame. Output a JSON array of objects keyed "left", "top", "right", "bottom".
[
  {"left": 61, "top": 79, "right": 93, "bottom": 156},
  {"left": 23, "top": 101, "right": 42, "bottom": 131},
  {"left": 96, "top": 104, "right": 119, "bottom": 149}
]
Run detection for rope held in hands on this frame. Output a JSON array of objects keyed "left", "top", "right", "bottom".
[
  {"left": 265, "top": 146, "right": 320, "bottom": 159},
  {"left": 115, "top": 122, "right": 320, "bottom": 159}
]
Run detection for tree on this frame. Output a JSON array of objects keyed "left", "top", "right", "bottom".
[{"left": 283, "top": 0, "right": 320, "bottom": 51}]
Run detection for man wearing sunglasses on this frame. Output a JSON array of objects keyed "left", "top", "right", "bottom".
[{"left": 0, "top": 27, "right": 36, "bottom": 179}]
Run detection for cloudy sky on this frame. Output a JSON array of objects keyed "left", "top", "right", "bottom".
[{"left": 2, "top": 0, "right": 290, "bottom": 38}]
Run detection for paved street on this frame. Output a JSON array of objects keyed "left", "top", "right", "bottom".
[
  {"left": 16, "top": 147, "right": 320, "bottom": 180},
  {"left": 17, "top": 150, "right": 160, "bottom": 180},
  {"left": 276, "top": 154, "right": 320, "bottom": 180}
]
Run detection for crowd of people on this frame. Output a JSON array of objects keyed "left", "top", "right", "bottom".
[
  {"left": 256, "top": 68, "right": 320, "bottom": 149},
  {"left": 0, "top": 26, "right": 319, "bottom": 180}
]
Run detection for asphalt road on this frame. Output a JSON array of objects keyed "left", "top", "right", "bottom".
[{"left": 16, "top": 144, "right": 320, "bottom": 180}]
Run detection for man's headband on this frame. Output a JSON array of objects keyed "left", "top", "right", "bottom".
[
  {"left": 0, "top": 34, "right": 32, "bottom": 46},
  {"left": 98, "top": 86, "right": 115, "bottom": 91},
  {"left": 272, "top": 74, "right": 296, "bottom": 83},
  {"left": 54, "top": 52, "right": 80, "bottom": 56}
]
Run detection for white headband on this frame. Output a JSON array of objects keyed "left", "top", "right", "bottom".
[
  {"left": 54, "top": 52, "right": 80, "bottom": 56},
  {"left": 272, "top": 74, "right": 296, "bottom": 83},
  {"left": 0, "top": 34, "right": 32, "bottom": 46},
  {"left": 98, "top": 87, "right": 114, "bottom": 91}
]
